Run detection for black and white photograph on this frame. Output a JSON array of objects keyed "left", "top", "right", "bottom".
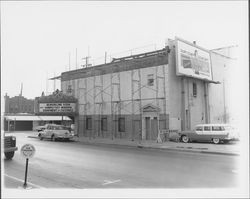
[{"left": 1, "top": 1, "right": 249, "bottom": 198}]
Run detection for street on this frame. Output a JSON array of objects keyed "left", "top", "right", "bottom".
[{"left": 3, "top": 132, "right": 240, "bottom": 189}]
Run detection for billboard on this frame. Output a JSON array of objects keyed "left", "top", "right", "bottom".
[
  {"left": 175, "top": 38, "right": 213, "bottom": 81},
  {"left": 39, "top": 103, "right": 76, "bottom": 113}
]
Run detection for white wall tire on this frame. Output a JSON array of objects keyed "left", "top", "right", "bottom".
[
  {"left": 181, "top": 135, "right": 189, "bottom": 143},
  {"left": 212, "top": 138, "right": 220, "bottom": 144}
]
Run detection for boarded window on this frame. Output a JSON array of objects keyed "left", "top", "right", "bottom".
[
  {"left": 147, "top": 74, "right": 154, "bottom": 86},
  {"left": 86, "top": 117, "right": 92, "bottom": 130},
  {"left": 118, "top": 117, "right": 125, "bottom": 132},
  {"left": 101, "top": 118, "right": 107, "bottom": 131},
  {"left": 193, "top": 83, "right": 197, "bottom": 97}
]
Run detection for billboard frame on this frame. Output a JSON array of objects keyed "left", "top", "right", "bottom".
[{"left": 175, "top": 37, "right": 213, "bottom": 81}]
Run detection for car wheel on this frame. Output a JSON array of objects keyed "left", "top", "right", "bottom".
[
  {"left": 51, "top": 135, "right": 56, "bottom": 142},
  {"left": 5, "top": 152, "right": 15, "bottom": 160},
  {"left": 38, "top": 134, "right": 43, "bottom": 140},
  {"left": 212, "top": 138, "right": 220, "bottom": 144},
  {"left": 181, "top": 135, "right": 189, "bottom": 143}
]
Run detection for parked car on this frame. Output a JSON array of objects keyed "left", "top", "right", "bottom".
[
  {"left": 4, "top": 135, "right": 18, "bottom": 159},
  {"left": 38, "top": 124, "right": 74, "bottom": 141},
  {"left": 34, "top": 125, "right": 46, "bottom": 132},
  {"left": 179, "top": 124, "right": 239, "bottom": 144}
]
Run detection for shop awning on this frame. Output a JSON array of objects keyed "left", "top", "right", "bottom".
[
  {"left": 4, "top": 115, "right": 71, "bottom": 121},
  {"left": 38, "top": 116, "right": 71, "bottom": 121},
  {"left": 5, "top": 115, "right": 41, "bottom": 121}
]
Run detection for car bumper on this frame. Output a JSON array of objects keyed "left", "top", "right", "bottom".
[
  {"left": 4, "top": 147, "right": 18, "bottom": 153},
  {"left": 56, "top": 136, "right": 74, "bottom": 139}
]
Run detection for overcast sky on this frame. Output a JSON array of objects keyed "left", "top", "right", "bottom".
[{"left": 1, "top": 1, "right": 248, "bottom": 99}]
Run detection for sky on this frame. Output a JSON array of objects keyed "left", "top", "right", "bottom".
[{"left": 1, "top": 1, "right": 248, "bottom": 100}]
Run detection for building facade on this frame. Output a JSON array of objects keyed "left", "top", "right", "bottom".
[
  {"left": 4, "top": 94, "right": 34, "bottom": 114},
  {"left": 60, "top": 37, "right": 236, "bottom": 141}
]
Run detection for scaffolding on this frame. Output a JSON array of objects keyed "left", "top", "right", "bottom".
[{"left": 74, "top": 48, "right": 168, "bottom": 141}]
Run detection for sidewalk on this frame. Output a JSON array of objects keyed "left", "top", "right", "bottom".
[
  {"left": 72, "top": 136, "right": 240, "bottom": 156},
  {"left": 25, "top": 131, "right": 240, "bottom": 156}
]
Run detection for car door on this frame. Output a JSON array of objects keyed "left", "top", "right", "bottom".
[
  {"left": 202, "top": 125, "right": 212, "bottom": 142},
  {"left": 194, "top": 126, "right": 203, "bottom": 141},
  {"left": 45, "top": 125, "right": 52, "bottom": 138}
]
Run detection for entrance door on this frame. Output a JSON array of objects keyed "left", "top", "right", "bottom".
[
  {"left": 145, "top": 117, "right": 151, "bottom": 140},
  {"left": 151, "top": 117, "right": 158, "bottom": 140}
]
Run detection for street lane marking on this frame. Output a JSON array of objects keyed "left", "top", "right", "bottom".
[
  {"left": 102, "top": 179, "right": 121, "bottom": 185},
  {"left": 4, "top": 174, "right": 44, "bottom": 189}
]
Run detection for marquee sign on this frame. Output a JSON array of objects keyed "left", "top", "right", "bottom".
[
  {"left": 175, "top": 37, "right": 213, "bottom": 81},
  {"left": 39, "top": 103, "right": 76, "bottom": 113}
]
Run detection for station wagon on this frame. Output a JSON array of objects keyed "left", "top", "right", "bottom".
[{"left": 179, "top": 124, "right": 239, "bottom": 144}]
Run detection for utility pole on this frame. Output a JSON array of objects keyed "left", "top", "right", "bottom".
[
  {"left": 105, "top": 51, "right": 107, "bottom": 64},
  {"left": 82, "top": 56, "right": 91, "bottom": 68},
  {"left": 53, "top": 72, "right": 56, "bottom": 92}
]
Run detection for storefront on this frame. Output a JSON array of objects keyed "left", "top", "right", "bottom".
[
  {"left": 34, "top": 89, "right": 78, "bottom": 134},
  {"left": 4, "top": 114, "right": 72, "bottom": 131}
]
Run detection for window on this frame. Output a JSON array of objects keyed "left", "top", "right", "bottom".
[
  {"left": 193, "top": 83, "right": 197, "bottom": 97},
  {"left": 204, "top": 126, "right": 211, "bottom": 131},
  {"left": 212, "top": 126, "right": 224, "bottom": 131},
  {"left": 147, "top": 74, "right": 154, "bottom": 86},
  {"left": 67, "top": 85, "right": 73, "bottom": 94},
  {"left": 101, "top": 118, "right": 107, "bottom": 131},
  {"left": 86, "top": 117, "right": 92, "bottom": 130},
  {"left": 196, "top": 126, "right": 203, "bottom": 131},
  {"left": 118, "top": 117, "right": 125, "bottom": 132}
]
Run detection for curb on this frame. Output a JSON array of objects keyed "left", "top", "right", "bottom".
[
  {"left": 137, "top": 145, "right": 239, "bottom": 156},
  {"left": 27, "top": 135, "right": 239, "bottom": 156},
  {"left": 73, "top": 139, "right": 239, "bottom": 156}
]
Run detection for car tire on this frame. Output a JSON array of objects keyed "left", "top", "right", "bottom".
[
  {"left": 38, "top": 134, "right": 43, "bottom": 140},
  {"left": 212, "top": 138, "right": 220, "bottom": 144},
  {"left": 5, "top": 152, "right": 15, "bottom": 160},
  {"left": 181, "top": 135, "right": 189, "bottom": 143},
  {"left": 51, "top": 135, "right": 56, "bottom": 142}
]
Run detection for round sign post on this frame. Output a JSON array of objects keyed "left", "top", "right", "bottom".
[{"left": 20, "top": 144, "right": 35, "bottom": 188}]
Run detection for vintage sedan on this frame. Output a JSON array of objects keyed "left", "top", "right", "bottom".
[
  {"left": 38, "top": 124, "right": 74, "bottom": 141},
  {"left": 179, "top": 124, "right": 239, "bottom": 144}
]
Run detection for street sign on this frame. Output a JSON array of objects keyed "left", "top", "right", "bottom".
[
  {"left": 20, "top": 144, "right": 36, "bottom": 188},
  {"left": 21, "top": 144, "right": 36, "bottom": 158}
]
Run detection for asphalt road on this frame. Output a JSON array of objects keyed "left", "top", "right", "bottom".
[{"left": 3, "top": 132, "right": 240, "bottom": 189}]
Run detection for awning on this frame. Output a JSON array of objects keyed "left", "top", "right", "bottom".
[
  {"left": 4, "top": 115, "right": 71, "bottom": 121},
  {"left": 38, "top": 116, "right": 71, "bottom": 121},
  {"left": 5, "top": 115, "right": 41, "bottom": 121}
]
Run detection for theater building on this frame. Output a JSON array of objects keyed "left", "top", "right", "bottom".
[
  {"left": 59, "top": 37, "right": 235, "bottom": 140},
  {"left": 34, "top": 89, "right": 77, "bottom": 131}
]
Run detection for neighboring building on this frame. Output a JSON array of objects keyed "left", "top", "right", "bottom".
[
  {"left": 3, "top": 114, "right": 72, "bottom": 131},
  {"left": 3, "top": 91, "right": 73, "bottom": 131},
  {"left": 4, "top": 93, "right": 34, "bottom": 114},
  {"left": 209, "top": 46, "right": 238, "bottom": 124},
  {"left": 34, "top": 89, "right": 77, "bottom": 129},
  {"left": 57, "top": 37, "right": 237, "bottom": 141}
]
